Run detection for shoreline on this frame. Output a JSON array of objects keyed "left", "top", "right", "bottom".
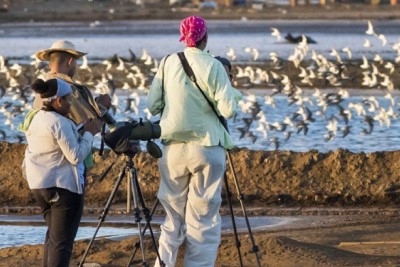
[{"left": 1, "top": 2, "right": 400, "bottom": 23}]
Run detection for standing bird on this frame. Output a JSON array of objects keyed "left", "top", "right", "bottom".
[
  {"left": 342, "top": 47, "right": 352, "bottom": 59},
  {"left": 366, "top": 20, "right": 376, "bottom": 36},
  {"left": 271, "top": 28, "right": 281, "bottom": 41},
  {"left": 226, "top": 47, "right": 237, "bottom": 61}
]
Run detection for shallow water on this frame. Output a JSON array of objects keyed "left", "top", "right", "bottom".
[
  {"left": 0, "top": 20, "right": 399, "bottom": 61},
  {"left": 0, "top": 215, "right": 286, "bottom": 248},
  {"left": 2, "top": 89, "right": 400, "bottom": 153},
  {"left": 0, "top": 225, "right": 136, "bottom": 249}
]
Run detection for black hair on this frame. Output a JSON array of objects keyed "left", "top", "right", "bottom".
[
  {"left": 31, "top": 79, "right": 58, "bottom": 99},
  {"left": 195, "top": 32, "right": 208, "bottom": 48},
  {"left": 215, "top": 56, "right": 232, "bottom": 71}
]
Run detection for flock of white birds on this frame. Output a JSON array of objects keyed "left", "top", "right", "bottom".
[{"left": 0, "top": 20, "right": 399, "bottom": 151}]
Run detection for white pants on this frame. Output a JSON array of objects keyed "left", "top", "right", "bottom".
[{"left": 155, "top": 143, "right": 226, "bottom": 267}]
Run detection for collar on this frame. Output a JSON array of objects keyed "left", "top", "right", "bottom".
[
  {"left": 46, "top": 72, "right": 76, "bottom": 84},
  {"left": 184, "top": 47, "right": 211, "bottom": 56}
]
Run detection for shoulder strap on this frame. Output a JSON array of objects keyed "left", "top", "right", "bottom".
[
  {"left": 177, "top": 52, "right": 228, "bottom": 131},
  {"left": 177, "top": 52, "right": 197, "bottom": 83}
]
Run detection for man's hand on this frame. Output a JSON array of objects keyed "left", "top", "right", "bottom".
[
  {"left": 83, "top": 118, "right": 104, "bottom": 135},
  {"left": 95, "top": 94, "right": 112, "bottom": 109}
]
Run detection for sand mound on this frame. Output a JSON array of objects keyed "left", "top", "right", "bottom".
[
  {"left": 2, "top": 142, "right": 400, "bottom": 209},
  {"left": 3, "top": 141, "right": 400, "bottom": 266}
]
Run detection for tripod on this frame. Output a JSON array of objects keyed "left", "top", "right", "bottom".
[
  {"left": 224, "top": 151, "right": 262, "bottom": 267},
  {"left": 78, "top": 153, "right": 165, "bottom": 267}
]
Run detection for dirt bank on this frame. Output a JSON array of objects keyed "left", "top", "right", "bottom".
[
  {"left": 2, "top": 142, "right": 400, "bottom": 266},
  {"left": 2, "top": 142, "right": 400, "bottom": 208}
]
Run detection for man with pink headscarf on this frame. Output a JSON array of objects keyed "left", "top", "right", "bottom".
[{"left": 147, "top": 16, "right": 242, "bottom": 266}]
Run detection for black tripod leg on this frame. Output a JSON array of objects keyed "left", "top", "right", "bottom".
[
  {"left": 224, "top": 172, "right": 244, "bottom": 267},
  {"left": 127, "top": 199, "right": 160, "bottom": 266},
  {"left": 128, "top": 169, "right": 148, "bottom": 267},
  {"left": 227, "top": 151, "right": 262, "bottom": 267},
  {"left": 78, "top": 167, "right": 126, "bottom": 267},
  {"left": 127, "top": 170, "right": 165, "bottom": 267}
]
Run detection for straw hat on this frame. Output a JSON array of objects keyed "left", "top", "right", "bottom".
[{"left": 35, "top": 40, "right": 87, "bottom": 61}]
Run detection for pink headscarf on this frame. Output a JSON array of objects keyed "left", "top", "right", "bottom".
[{"left": 179, "top": 16, "right": 207, "bottom": 47}]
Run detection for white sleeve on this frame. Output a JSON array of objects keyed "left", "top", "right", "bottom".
[
  {"left": 147, "top": 56, "right": 169, "bottom": 115},
  {"left": 52, "top": 118, "right": 94, "bottom": 165},
  {"left": 208, "top": 62, "right": 243, "bottom": 119}
]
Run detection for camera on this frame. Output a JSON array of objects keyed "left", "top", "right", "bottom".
[{"left": 99, "top": 110, "right": 162, "bottom": 158}]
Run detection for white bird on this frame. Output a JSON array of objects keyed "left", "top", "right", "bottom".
[
  {"left": 0, "top": 55, "right": 7, "bottom": 73},
  {"left": 144, "top": 56, "right": 153, "bottom": 66},
  {"left": 271, "top": 27, "right": 281, "bottom": 41},
  {"left": 326, "top": 116, "right": 338, "bottom": 135},
  {"left": 79, "top": 56, "right": 91, "bottom": 72},
  {"left": 244, "top": 47, "right": 259, "bottom": 61},
  {"left": 226, "top": 47, "right": 236, "bottom": 61},
  {"left": 312, "top": 88, "right": 321, "bottom": 98},
  {"left": 236, "top": 66, "right": 245, "bottom": 78},
  {"left": 384, "top": 92, "right": 395, "bottom": 106},
  {"left": 338, "top": 88, "right": 349, "bottom": 98},
  {"left": 380, "top": 74, "right": 394, "bottom": 91},
  {"left": 378, "top": 34, "right": 387, "bottom": 46},
  {"left": 143, "top": 108, "right": 152, "bottom": 120},
  {"left": 366, "top": 20, "right": 376, "bottom": 36},
  {"left": 116, "top": 56, "right": 126, "bottom": 71},
  {"left": 342, "top": 47, "right": 352, "bottom": 59},
  {"left": 102, "top": 59, "right": 112, "bottom": 71},
  {"left": 329, "top": 48, "right": 342, "bottom": 63},
  {"left": 9, "top": 63, "right": 22, "bottom": 77},
  {"left": 251, "top": 48, "right": 260, "bottom": 61},
  {"left": 298, "top": 35, "right": 308, "bottom": 50},
  {"left": 256, "top": 122, "right": 268, "bottom": 139},
  {"left": 384, "top": 62, "right": 395, "bottom": 74},
  {"left": 283, "top": 116, "right": 294, "bottom": 128},
  {"left": 360, "top": 56, "right": 369, "bottom": 69},
  {"left": 264, "top": 95, "right": 275, "bottom": 108},
  {"left": 246, "top": 94, "right": 257, "bottom": 103},
  {"left": 348, "top": 102, "right": 366, "bottom": 116},
  {"left": 89, "top": 20, "right": 101, "bottom": 27},
  {"left": 363, "top": 39, "right": 373, "bottom": 48},
  {"left": 140, "top": 48, "right": 149, "bottom": 61},
  {"left": 373, "top": 54, "right": 383, "bottom": 64},
  {"left": 121, "top": 82, "right": 131, "bottom": 90}
]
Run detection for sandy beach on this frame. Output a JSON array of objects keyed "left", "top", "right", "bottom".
[{"left": 2, "top": 1, "right": 400, "bottom": 266}]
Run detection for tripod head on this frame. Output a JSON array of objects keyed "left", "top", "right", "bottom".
[{"left": 123, "top": 140, "right": 141, "bottom": 158}]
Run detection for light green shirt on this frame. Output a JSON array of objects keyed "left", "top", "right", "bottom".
[{"left": 147, "top": 47, "right": 242, "bottom": 149}]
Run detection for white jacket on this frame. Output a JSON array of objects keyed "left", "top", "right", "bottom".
[{"left": 23, "top": 110, "right": 94, "bottom": 194}]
